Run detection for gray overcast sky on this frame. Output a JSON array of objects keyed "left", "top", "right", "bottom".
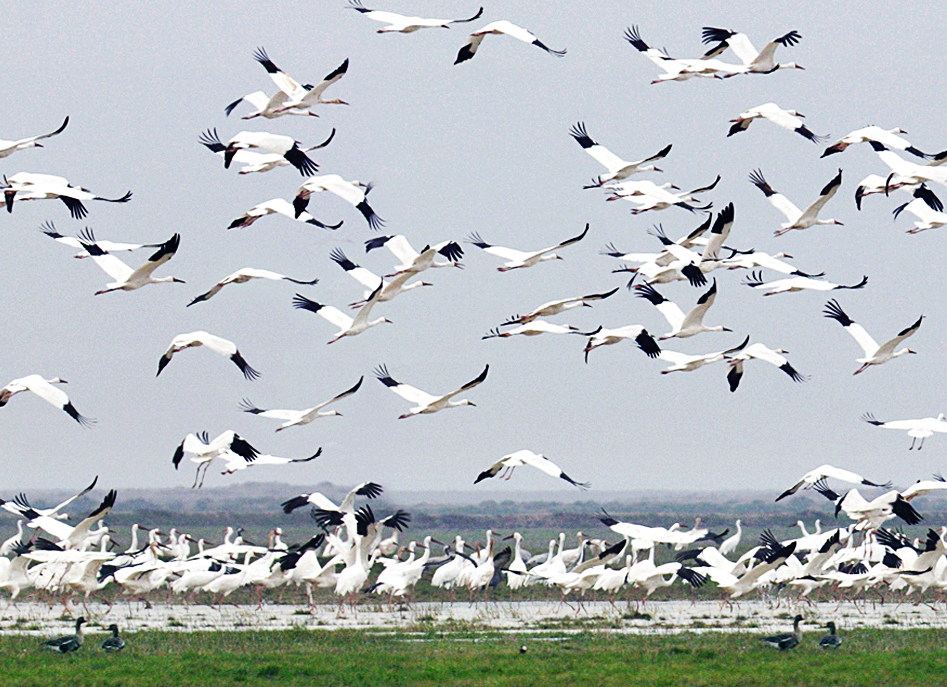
[{"left": 1, "top": 2, "right": 944, "bottom": 496}]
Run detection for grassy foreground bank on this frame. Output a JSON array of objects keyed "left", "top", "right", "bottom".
[{"left": 5, "top": 627, "right": 947, "bottom": 686}]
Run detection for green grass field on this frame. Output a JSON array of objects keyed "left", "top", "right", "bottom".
[{"left": 7, "top": 627, "right": 947, "bottom": 687}]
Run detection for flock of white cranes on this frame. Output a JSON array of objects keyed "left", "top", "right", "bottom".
[{"left": 1, "top": 2, "right": 947, "bottom": 622}]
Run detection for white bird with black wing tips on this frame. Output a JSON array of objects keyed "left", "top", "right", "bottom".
[
  {"left": 172, "top": 430, "right": 259, "bottom": 488},
  {"left": 871, "top": 141, "right": 947, "bottom": 192},
  {"left": 727, "top": 103, "right": 826, "bottom": 142},
  {"left": 213, "top": 129, "right": 321, "bottom": 176},
  {"left": 892, "top": 184, "right": 947, "bottom": 233},
  {"left": 701, "top": 27, "right": 804, "bottom": 74},
  {"left": 41, "top": 221, "right": 163, "bottom": 259},
  {"left": 862, "top": 412, "right": 947, "bottom": 450},
  {"left": 292, "top": 175, "right": 383, "bottom": 230},
  {"left": 501, "top": 288, "right": 618, "bottom": 326},
  {"left": 250, "top": 48, "right": 349, "bottom": 110},
  {"left": 365, "top": 235, "right": 464, "bottom": 276},
  {"left": 281, "top": 481, "right": 383, "bottom": 515},
  {"left": 187, "top": 268, "right": 319, "bottom": 306},
  {"left": 156, "top": 331, "right": 260, "bottom": 380},
  {"left": 823, "top": 299, "right": 922, "bottom": 374},
  {"left": 749, "top": 168, "right": 843, "bottom": 235},
  {"left": 623, "top": 25, "right": 738, "bottom": 83},
  {"left": 634, "top": 279, "right": 731, "bottom": 339},
  {"left": 455, "top": 20, "right": 566, "bottom": 64},
  {"left": 200, "top": 128, "right": 335, "bottom": 172},
  {"left": 293, "top": 282, "right": 390, "bottom": 343},
  {"left": 744, "top": 271, "right": 867, "bottom": 296},
  {"left": 375, "top": 364, "right": 488, "bottom": 418},
  {"left": 228, "top": 197, "right": 342, "bottom": 230},
  {"left": 813, "top": 481, "right": 923, "bottom": 529},
  {"left": 79, "top": 230, "right": 184, "bottom": 295},
  {"left": 775, "top": 464, "right": 892, "bottom": 502},
  {"left": 822, "top": 126, "right": 930, "bottom": 159},
  {"left": 0, "top": 116, "right": 68, "bottom": 159},
  {"left": 240, "top": 377, "right": 363, "bottom": 431},
  {"left": 466, "top": 224, "right": 587, "bottom": 271},
  {"left": 569, "top": 122, "right": 671, "bottom": 188},
  {"left": 475, "top": 450, "right": 589, "bottom": 489},
  {"left": 655, "top": 336, "right": 749, "bottom": 374},
  {"left": 0, "top": 375, "right": 94, "bottom": 427},
  {"left": 218, "top": 446, "right": 322, "bottom": 476},
  {"left": 349, "top": 0, "right": 483, "bottom": 33},
  {"left": 581, "top": 325, "right": 661, "bottom": 363},
  {"left": 483, "top": 320, "right": 582, "bottom": 339},
  {"left": 16, "top": 489, "right": 116, "bottom": 548},
  {"left": 330, "top": 248, "right": 430, "bottom": 306},
  {"left": 725, "top": 342, "right": 808, "bottom": 391},
  {"left": 2, "top": 171, "right": 132, "bottom": 219}
]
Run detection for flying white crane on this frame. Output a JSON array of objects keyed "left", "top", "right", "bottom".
[
  {"left": 893, "top": 185, "right": 947, "bottom": 233},
  {"left": 2, "top": 172, "right": 131, "bottom": 219},
  {"left": 40, "top": 222, "right": 162, "bottom": 259},
  {"left": 655, "top": 336, "right": 749, "bottom": 374},
  {"left": 348, "top": 1, "right": 483, "bottom": 32},
  {"left": 454, "top": 20, "right": 566, "bottom": 64},
  {"left": 466, "top": 224, "right": 588, "bottom": 271},
  {"left": 1, "top": 477, "right": 99, "bottom": 521},
  {"left": 813, "top": 482, "right": 923, "bottom": 529},
  {"left": 0, "top": 117, "right": 68, "bottom": 159},
  {"left": 17, "top": 489, "right": 116, "bottom": 549},
  {"left": 156, "top": 331, "right": 260, "bottom": 380},
  {"left": 862, "top": 412, "right": 947, "bottom": 450},
  {"left": 239, "top": 377, "right": 363, "bottom": 431},
  {"left": 727, "top": 103, "right": 826, "bottom": 142},
  {"left": 701, "top": 27, "right": 804, "bottom": 74},
  {"left": 0, "top": 375, "right": 93, "bottom": 427},
  {"left": 227, "top": 197, "right": 342, "bottom": 230},
  {"left": 569, "top": 122, "right": 671, "bottom": 187},
  {"left": 171, "top": 430, "right": 260, "bottom": 488},
  {"left": 364, "top": 235, "right": 463, "bottom": 276},
  {"left": 719, "top": 249, "right": 815, "bottom": 276},
  {"left": 474, "top": 449, "right": 590, "bottom": 489},
  {"left": 281, "top": 481, "right": 383, "bottom": 515},
  {"left": 218, "top": 446, "right": 322, "bottom": 476},
  {"left": 329, "top": 248, "right": 430, "bottom": 307},
  {"left": 79, "top": 231, "right": 184, "bottom": 295},
  {"left": 775, "top": 464, "right": 891, "bottom": 502},
  {"left": 821, "top": 126, "right": 930, "bottom": 159},
  {"left": 501, "top": 288, "right": 618, "bottom": 325},
  {"left": 623, "top": 26, "right": 742, "bottom": 83},
  {"left": 482, "top": 320, "right": 582, "bottom": 339},
  {"left": 823, "top": 299, "right": 922, "bottom": 374},
  {"left": 374, "top": 364, "right": 488, "bottom": 418},
  {"left": 199, "top": 128, "right": 334, "bottom": 172},
  {"left": 870, "top": 141, "right": 947, "bottom": 191},
  {"left": 251, "top": 48, "right": 349, "bottom": 111},
  {"left": 634, "top": 279, "right": 731, "bottom": 339},
  {"left": 187, "top": 268, "right": 319, "bottom": 306},
  {"left": 607, "top": 176, "right": 718, "bottom": 215},
  {"left": 725, "top": 342, "right": 807, "bottom": 391},
  {"left": 581, "top": 325, "right": 661, "bottom": 363},
  {"left": 292, "top": 175, "right": 383, "bottom": 230},
  {"left": 749, "top": 168, "right": 843, "bottom": 235},
  {"left": 292, "top": 282, "right": 390, "bottom": 343},
  {"left": 208, "top": 129, "right": 320, "bottom": 175},
  {"left": 743, "top": 271, "right": 867, "bottom": 296}
]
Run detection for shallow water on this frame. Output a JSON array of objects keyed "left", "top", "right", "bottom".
[{"left": 4, "top": 598, "right": 946, "bottom": 636}]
